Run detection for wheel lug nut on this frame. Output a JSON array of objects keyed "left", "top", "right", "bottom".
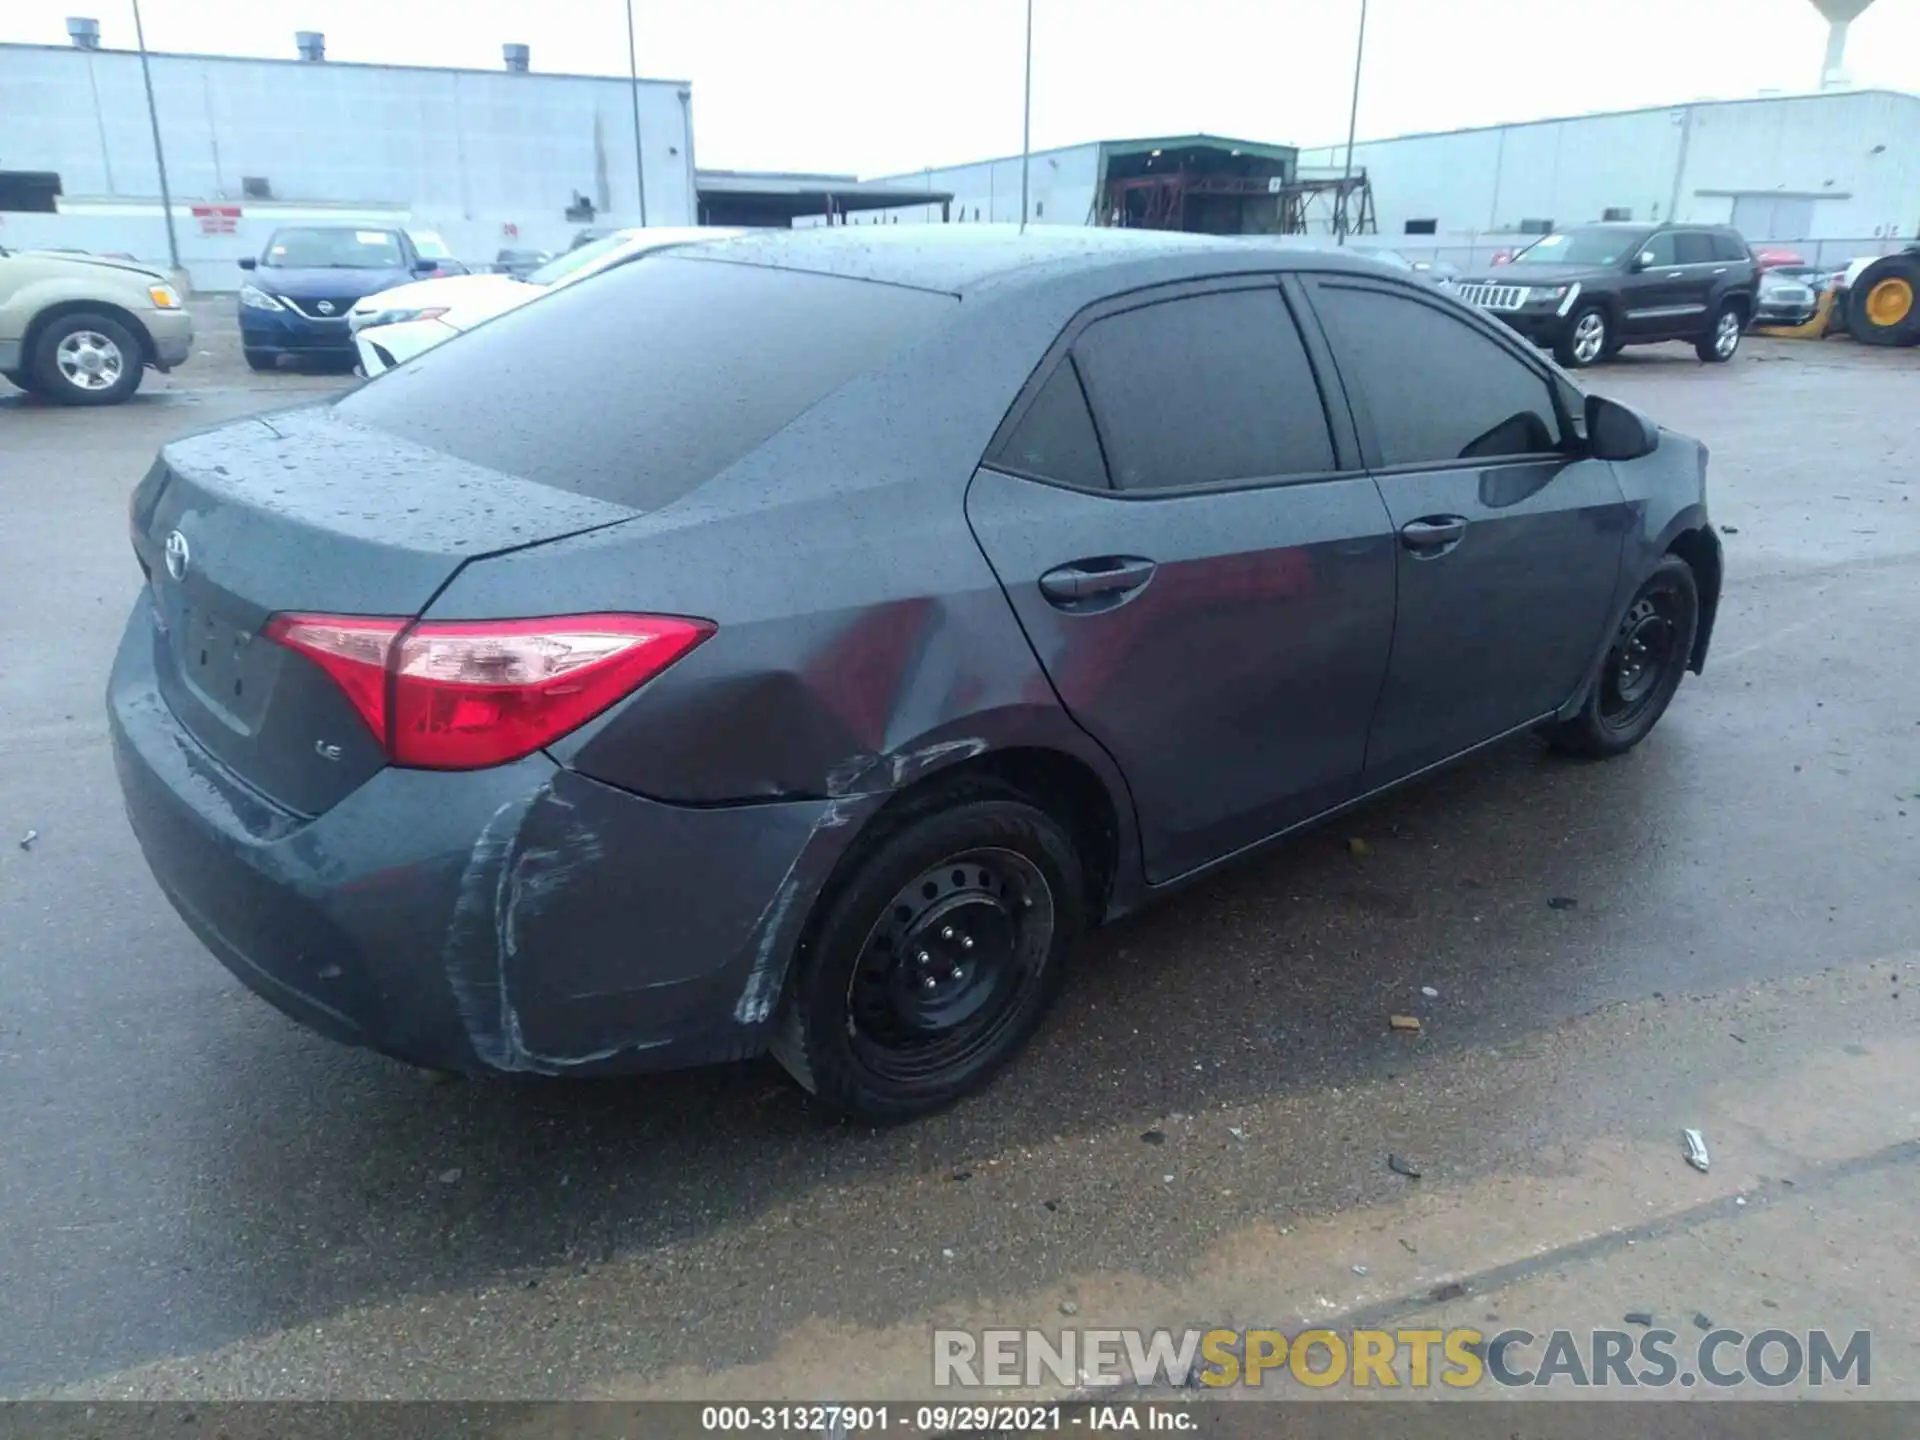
[
  {"left": 923, "top": 974, "right": 938, "bottom": 990},
  {"left": 961, "top": 936, "right": 974, "bottom": 950},
  {"left": 941, "top": 926, "right": 955, "bottom": 940},
  {"left": 917, "top": 950, "right": 931, "bottom": 965},
  {"left": 950, "top": 966, "right": 963, "bottom": 980}
]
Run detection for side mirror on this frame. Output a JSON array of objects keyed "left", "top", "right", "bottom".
[
  {"left": 1630, "top": 252, "right": 1654, "bottom": 273},
  {"left": 237, "top": 256, "right": 257, "bottom": 271},
  {"left": 411, "top": 259, "right": 439, "bottom": 275},
  {"left": 1586, "top": 394, "right": 1660, "bottom": 462}
]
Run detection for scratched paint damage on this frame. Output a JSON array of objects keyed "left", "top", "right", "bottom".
[{"left": 442, "top": 786, "right": 661, "bottom": 1074}]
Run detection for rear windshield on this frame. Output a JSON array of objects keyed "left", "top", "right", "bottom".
[{"left": 335, "top": 258, "right": 955, "bottom": 507}]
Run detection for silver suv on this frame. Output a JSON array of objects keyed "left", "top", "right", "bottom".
[{"left": 1, "top": 246, "right": 194, "bottom": 405}]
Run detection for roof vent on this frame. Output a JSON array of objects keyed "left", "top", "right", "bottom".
[
  {"left": 295, "top": 30, "right": 325, "bottom": 61},
  {"left": 503, "top": 43, "right": 530, "bottom": 72},
  {"left": 66, "top": 16, "right": 101, "bottom": 49}
]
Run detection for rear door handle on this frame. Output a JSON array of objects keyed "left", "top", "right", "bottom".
[
  {"left": 1399, "top": 516, "right": 1468, "bottom": 553},
  {"left": 1038, "top": 556, "right": 1157, "bottom": 602}
]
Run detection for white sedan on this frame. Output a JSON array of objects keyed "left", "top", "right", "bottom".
[{"left": 349, "top": 226, "right": 742, "bottom": 375}]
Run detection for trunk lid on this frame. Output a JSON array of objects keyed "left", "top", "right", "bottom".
[{"left": 131, "top": 405, "right": 635, "bottom": 815}]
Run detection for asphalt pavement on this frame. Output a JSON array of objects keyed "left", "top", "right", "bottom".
[{"left": 1, "top": 328, "right": 1915, "bottom": 1402}]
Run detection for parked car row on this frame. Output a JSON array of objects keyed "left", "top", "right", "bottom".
[{"left": 110, "top": 225, "right": 1724, "bottom": 1118}]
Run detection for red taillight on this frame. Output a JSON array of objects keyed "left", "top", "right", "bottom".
[{"left": 264, "top": 612, "right": 713, "bottom": 770}]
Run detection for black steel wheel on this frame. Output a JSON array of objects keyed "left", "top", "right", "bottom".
[
  {"left": 1546, "top": 557, "right": 1700, "bottom": 759},
  {"left": 771, "top": 786, "right": 1084, "bottom": 1121}
]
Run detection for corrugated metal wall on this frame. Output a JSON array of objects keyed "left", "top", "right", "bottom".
[
  {"left": 0, "top": 42, "right": 697, "bottom": 285},
  {"left": 1298, "top": 90, "right": 1920, "bottom": 246},
  {"left": 870, "top": 144, "right": 1105, "bottom": 227}
]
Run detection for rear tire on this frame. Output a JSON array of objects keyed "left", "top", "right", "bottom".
[
  {"left": 1546, "top": 557, "right": 1699, "bottom": 759},
  {"left": 1695, "top": 301, "right": 1745, "bottom": 362},
  {"left": 244, "top": 349, "right": 278, "bottom": 372},
  {"left": 1845, "top": 254, "right": 1920, "bottom": 347},
  {"left": 1554, "top": 306, "right": 1611, "bottom": 368},
  {"left": 770, "top": 786, "right": 1084, "bottom": 1122},
  {"left": 31, "top": 312, "right": 144, "bottom": 406}
]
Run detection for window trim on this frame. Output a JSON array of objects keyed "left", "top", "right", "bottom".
[
  {"left": 982, "top": 274, "right": 1366, "bottom": 500},
  {"left": 1296, "top": 272, "right": 1580, "bottom": 478}
]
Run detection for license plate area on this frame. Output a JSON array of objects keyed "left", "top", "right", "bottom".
[{"left": 164, "top": 591, "right": 272, "bottom": 732}]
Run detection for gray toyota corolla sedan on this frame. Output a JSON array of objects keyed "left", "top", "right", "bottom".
[{"left": 110, "top": 228, "right": 1722, "bottom": 1120}]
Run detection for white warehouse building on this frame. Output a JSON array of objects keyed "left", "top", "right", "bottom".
[
  {"left": 0, "top": 28, "right": 699, "bottom": 289},
  {"left": 1296, "top": 89, "right": 1920, "bottom": 268}
]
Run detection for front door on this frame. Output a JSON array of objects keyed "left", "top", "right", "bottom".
[
  {"left": 1618, "top": 230, "right": 1698, "bottom": 338},
  {"left": 1301, "top": 275, "right": 1631, "bottom": 783},
  {"left": 967, "top": 283, "right": 1397, "bottom": 883}
]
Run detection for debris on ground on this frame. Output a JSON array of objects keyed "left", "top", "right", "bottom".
[
  {"left": 1140, "top": 1129, "right": 1166, "bottom": 1146},
  {"left": 1059, "top": 1300, "right": 1079, "bottom": 1316},
  {"left": 1162, "top": 1174, "right": 1175, "bottom": 1184},
  {"left": 18, "top": 829, "right": 37, "bottom": 851},
  {"left": 1430, "top": 1281, "right": 1468, "bottom": 1302},
  {"left": 1694, "top": 1312, "right": 1715, "bottom": 1331},
  {"left": 1683, "top": 1128, "right": 1711, "bottom": 1173},
  {"left": 1389, "top": 1014, "right": 1423, "bottom": 1033},
  {"left": 1388, "top": 1153, "right": 1423, "bottom": 1180},
  {"left": 1548, "top": 896, "right": 1579, "bottom": 910},
  {"left": 436, "top": 1168, "right": 462, "bottom": 1185},
  {"left": 1352, "top": 1264, "right": 1369, "bottom": 1276},
  {"left": 949, "top": 1170, "right": 972, "bottom": 1183},
  {"left": 1346, "top": 837, "right": 1372, "bottom": 857},
  {"left": 1420, "top": 985, "right": 1439, "bottom": 998},
  {"left": 1624, "top": 1310, "right": 1655, "bottom": 1327},
  {"left": 1043, "top": 1199, "right": 1060, "bottom": 1212},
  {"left": 942, "top": 1248, "right": 955, "bottom": 1260},
  {"left": 1227, "top": 1126, "right": 1245, "bottom": 1141},
  {"left": 1399, "top": 1238, "right": 1418, "bottom": 1254},
  {"left": 1721, "top": 525, "right": 1740, "bottom": 534}
]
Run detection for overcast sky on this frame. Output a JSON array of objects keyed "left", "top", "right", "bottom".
[{"left": 6, "top": 0, "right": 1918, "bottom": 176}]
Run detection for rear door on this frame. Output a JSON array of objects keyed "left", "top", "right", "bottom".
[
  {"left": 1671, "top": 230, "right": 1726, "bottom": 325},
  {"left": 1300, "top": 275, "right": 1629, "bottom": 784},
  {"left": 966, "top": 280, "right": 1397, "bottom": 883}
]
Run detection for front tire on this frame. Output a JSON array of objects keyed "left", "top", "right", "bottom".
[
  {"left": 770, "top": 787, "right": 1085, "bottom": 1122},
  {"left": 1696, "top": 301, "right": 1745, "bottom": 362},
  {"left": 1546, "top": 557, "right": 1700, "bottom": 759},
  {"left": 1555, "top": 306, "right": 1611, "bottom": 368},
  {"left": 32, "top": 312, "right": 144, "bottom": 405}
]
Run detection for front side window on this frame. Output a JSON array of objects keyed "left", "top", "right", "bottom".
[
  {"left": 262, "top": 227, "right": 404, "bottom": 268},
  {"left": 1311, "top": 284, "right": 1563, "bottom": 469},
  {"left": 1638, "top": 232, "right": 1678, "bottom": 268},
  {"left": 1070, "top": 287, "right": 1335, "bottom": 492}
]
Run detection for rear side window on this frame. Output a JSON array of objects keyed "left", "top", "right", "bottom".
[
  {"left": 1069, "top": 287, "right": 1334, "bottom": 491},
  {"left": 335, "top": 259, "right": 955, "bottom": 507},
  {"left": 993, "top": 361, "right": 1108, "bottom": 488},
  {"left": 1712, "top": 232, "right": 1750, "bottom": 263},
  {"left": 1311, "top": 284, "right": 1562, "bottom": 468},
  {"left": 1675, "top": 232, "right": 1715, "bottom": 265}
]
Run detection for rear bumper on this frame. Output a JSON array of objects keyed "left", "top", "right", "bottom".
[{"left": 108, "top": 602, "right": 872, "bottom": 1077}]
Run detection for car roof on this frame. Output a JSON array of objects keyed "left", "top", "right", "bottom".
[{"left": 667, "top": 224, "right": 1399, "bottom": 296}]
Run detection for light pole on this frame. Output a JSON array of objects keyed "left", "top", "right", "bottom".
[
  {"left": 1019, "top": 0, "right": 1033, "bottom": 232},
  {"left": 625, "top": 0, "right": 649, "bottom": 225},
  {"left": 1337, "top": 0, "right": 1368, "bottom": 242},
  {"left": 131, "top": 0, "right": 181, "bottom": 271}
]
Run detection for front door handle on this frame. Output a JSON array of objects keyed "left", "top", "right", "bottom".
[
  {"left": 1400, "top": 516, "right": 1468, "bottom": 553},
  {"left": 1038, "top": 556, "right": 1157, "bottom": 602}
]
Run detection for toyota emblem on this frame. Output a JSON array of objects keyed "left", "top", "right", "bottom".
[
  {"left": 316, "top": 300, "right": 336, "bottom": 315},
  {"left": 163, "top": 530, "right": 190, "bottom": 582}
]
